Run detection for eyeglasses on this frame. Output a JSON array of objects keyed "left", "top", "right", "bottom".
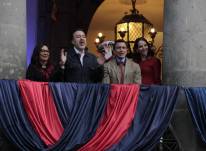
[{"left": 40, "top": 49, "right": 49, "bottom": 53}]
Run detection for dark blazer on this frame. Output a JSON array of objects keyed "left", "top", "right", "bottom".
[{"left": 64, "top": 48, "right": 103, "bottom": 83}]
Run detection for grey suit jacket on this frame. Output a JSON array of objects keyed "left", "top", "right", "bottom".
[{"left": 103, "top": 58, "right": 141, "bottom": 84}]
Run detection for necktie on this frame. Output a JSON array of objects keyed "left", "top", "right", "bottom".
[{"left": 119, "top": 63, "right": 125, "bottom": 84}]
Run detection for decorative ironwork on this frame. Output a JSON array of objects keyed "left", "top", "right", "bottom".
[
  {"left": 153, "top": 127, "right": 181, "bottom": 151},
  {"left": 115, "top": 0, "right": 153, "bottom": 54}
]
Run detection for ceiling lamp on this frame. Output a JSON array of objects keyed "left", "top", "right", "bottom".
[{"left": 115, "top": 0, "right": 153, "bottom": 54}]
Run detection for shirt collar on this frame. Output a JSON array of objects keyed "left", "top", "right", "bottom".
[
  {"left": 116, "top": 56, "right": 126, "bottom": 65},
  {"left": 74, "top": 46, "right": 85, "bottom": 55}
]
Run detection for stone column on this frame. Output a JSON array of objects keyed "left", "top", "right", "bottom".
[
  {"left": 163, "top": 0, "right": 206, "bottom": 150},
  {"left": 163, "top": 0, "right": 206, "bottom": 87},
  {"left": 0, "top": 0, "right": 26, "bottom": 79}
]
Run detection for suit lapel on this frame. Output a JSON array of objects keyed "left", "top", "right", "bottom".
[
  {"left": 111, "top": 59, "right": 121, "bottom": 83},
  {"left": 124, "top": 59, "right": 129, "bottom": 82}
]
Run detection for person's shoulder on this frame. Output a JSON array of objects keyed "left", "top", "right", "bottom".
[
  {"left": 26, "top": 64, "right": 39, "bottom": 75},
  {"left": 27, "top": 64, "right": 37, "bottom": 70},
  {"left": 85, "top": 50, "right": 96, "bottom": 58},
  {"left": 67, "top": 47, "right": 76, "bottom": 54},
  {"left": 127, "top": 58, "right": 138, "bottom": 65},
  {"left": 85, "top": 51, "right": 101, "bottom": 63},
  {"left": 150, "top": 57, "right": 161, "bottom": 64},
  {"left": 47, "top": 63, "right": 55, "bottom": 70},
  {"left": 127, "top": 58, "right": 140, "bottom": 68},
  {"left": 104, "top": 58, "right": 116, "bottom": 67},
  {"left": 149, "top": 56, "right": 159, "bottom": 60}
]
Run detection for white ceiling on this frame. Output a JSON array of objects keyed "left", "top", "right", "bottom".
[{"left": 87, "top": 0, "right": 164, "bottom": 52}]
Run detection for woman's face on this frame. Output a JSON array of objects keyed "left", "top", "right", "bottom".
[
  {"left": 137, "top": 40, "right": 148, "bottom": 57},
  {"left": 39, "top": 45, "right": 50, "bottom": 62}
]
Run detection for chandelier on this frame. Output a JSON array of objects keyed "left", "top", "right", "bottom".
[{"left": 115, "top": 0, "right": 154, "bottom": 54}]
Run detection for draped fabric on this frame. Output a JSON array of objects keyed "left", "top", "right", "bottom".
[
  {"left": 0, "top": 80, "right": 44, "bottom": 151},
  {"left": 107, "top": 85, "right": 179, "bottom": 151},
  {"left": 48, "top": 82, "right": 110, "bottom": 150},
  {"left": 18, "top": 80, "right": 64, "bottom": 146},
  {"left": 184, "top": 87, "right": 206, "bottom": 144},
  {"left": 0, "top": 81, "right": 110, "bottom": 151},
  {"left": 79, "top": 84, "right": 140, "bottom": 151},
  {"left": 0, "top": 80, "right": 180, "bottom": 151}
]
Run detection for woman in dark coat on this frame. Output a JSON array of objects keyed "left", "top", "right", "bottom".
[{"left": 26, "top": 43, "right": 61, "bottom": 82}]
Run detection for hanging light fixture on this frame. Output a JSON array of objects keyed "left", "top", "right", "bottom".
[{"left": 115, "top": 0, "right": 154, "bottom": 54}]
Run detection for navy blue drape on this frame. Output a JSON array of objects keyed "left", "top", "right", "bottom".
[
  {"left": 48, "top": 83, "right": 110, "bottom": 150},
  {"left": 184, "top": 87, "right": 206, "bottom": 144},
  {"left": 0, "top": 80, "right": 44, "bottom": 151},
  {"left": 107, "top": 85, "right": 179, "bottom": 151},
  {"left": 0, "top": 81, "right": 180, "bottom": 151}
]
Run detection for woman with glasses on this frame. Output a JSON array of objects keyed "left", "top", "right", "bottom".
[{"left": 26, "top": 43, "right": 61, "bottom": 82}]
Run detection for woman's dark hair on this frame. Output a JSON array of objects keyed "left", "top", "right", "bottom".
[
  {"left": 30, "top": 43, "right": 51, "bottom": 66},
  {"left": 132, "top": 37, "right": 154, "bottom": 63}
]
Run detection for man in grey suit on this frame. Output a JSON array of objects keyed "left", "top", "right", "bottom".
[{"left": 103, "top": 39, "right": 141, "bottom": 84}]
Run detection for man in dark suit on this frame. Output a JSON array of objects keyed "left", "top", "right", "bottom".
[
  {"left": 103, "top": 39, "right": 141, "bottom": 84},
  {"left": 60, "top": 29, "right": 105, "bottom": 83}
]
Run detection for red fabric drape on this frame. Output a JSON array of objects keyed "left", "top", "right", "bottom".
[
  {"left": 79, "top": 84, "right": 140, "bottom": 151},
  {"left": 18, "top": 80, "right": 64, "bottom": 146}
]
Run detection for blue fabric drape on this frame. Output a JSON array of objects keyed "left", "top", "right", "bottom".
[
  {"left": 0, "top": 81, "right": 110, "bottom": 151},
  {"left": 48, "top": 83, "right": 110, "bottom": 150},
  {"left": 0, "top": 80, "right": 180, "bottom": 151},
  {"left": 184, "top": 87, "right": 206, "bottom": 144},
  {"left": 0, "top": 80, "right": 44, "bottom": 151},
  {"left": 107, "top": 85, "right": 179, "bottom": 151}
]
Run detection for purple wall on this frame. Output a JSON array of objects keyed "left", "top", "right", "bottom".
[{"left": 26, "top": 0, "right": 38, "bottom": 66}]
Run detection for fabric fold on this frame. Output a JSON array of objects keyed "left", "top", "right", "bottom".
[
  {"left": 79, "top": 84, "right": 140, "bottom": 151},
  {"left": 184, "top": 87, "right": 206, "bottom": 144},
  {"left": 0, "top": 80, "right": 44, "bottom": 151},
  {"left": 0, "top": 80, "right": 180, "bottom": 151},
  {"left": 48, "top": 83, "right": 110, "bottom": 151},
  {"left": 18, "top": 80, "right": 64, "bottom": 146},
  {"left": 107, "top": 85, "right": 179, "bottom": 151}
]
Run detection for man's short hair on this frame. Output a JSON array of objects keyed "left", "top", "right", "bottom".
[
  {"left": 114, "top": 39, "right": 128, "bottom": 48},
  {"left": 71, "top": 28, "right": 86, "bottom": 37},
  {"left": 68, "top": 28, "right": 86, "bottom": 41}
]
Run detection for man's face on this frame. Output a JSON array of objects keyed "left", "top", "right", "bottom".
[
  {"left": 114, "top": 42, "right": 128, "bottom": 58},
  {"left": 72, "top": 30, "right": 87, "bottom": 51}
]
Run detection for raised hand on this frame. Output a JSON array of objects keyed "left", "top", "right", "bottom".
[{"left": 100, "top": 41, "right": 113, "bottom": 60}]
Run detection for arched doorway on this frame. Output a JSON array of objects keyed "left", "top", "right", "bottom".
[{"left": 87, "top": 0, "right": 163, "bottom": 57}]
